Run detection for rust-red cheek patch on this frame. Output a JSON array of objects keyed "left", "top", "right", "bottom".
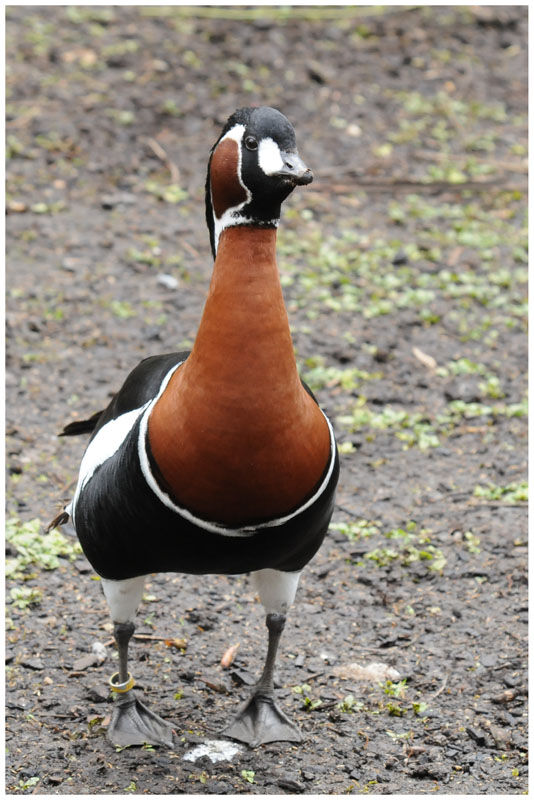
[{"left": 210, "top": 138, "right": 248, "bottom": 218}]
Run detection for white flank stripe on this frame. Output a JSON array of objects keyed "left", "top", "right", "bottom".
[
  {"left": 71, "top": 403, "right": 149, "bottom": 524},
  {"left": 258, "top": 137, "right": 284, "bottom": 176},
  {"left": 71, "top": 361, "right": 184, "bottom": 526}
]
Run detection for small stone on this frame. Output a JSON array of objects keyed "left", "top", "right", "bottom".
[
  {"left": 157, "top": 273, "right": 179, "bottom": 290},
  {"left": 21, "top": 658, "right": 44, "bottom": 671},
  {"left": 6, "top": 697, "right": 29, "bottom": 710},
  {"left": 72, "top": 653, "right": 99, "bottom": 671},
  {"left": 152, "top": 59, "right": 169, "bottom": 72},
  {"left": 82, "top": 683, "right": 110, "bottom": 703},
  {"left": 444, "top": 377, "right": 482, "bottom": 403},
  {"left": 100, "top": 192, "right": 136, "bottom": 210},
  {"left": 277, "top": 778, "right": 305, "bottom": 793},
  {"left": 8, "top": 200, "right": 27, "bottom": 213},
  {"left": 392, "top": 249, "right": 408, "bottom": 265},
  {"left": 61, "top": 257, "right": 80, "bottom": 272},
  {"left": 73, "top": 559, "right": 92, "bottom": 573},
  {"left": 91, "top": 642, "right": 107, "bottom": 663},
  {"left": 466, "top": 726, "right": 487, "bottom": 746},
  {"left": 229, "top": 668, "right": 256, "bottom": 686}
]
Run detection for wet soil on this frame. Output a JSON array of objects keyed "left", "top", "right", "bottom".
[{"left": 6, "top": 6, "right": 527, "bottom": 795}]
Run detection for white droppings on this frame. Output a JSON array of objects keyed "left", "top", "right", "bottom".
[
  {"left": 332, "top": 662, "right": 402, "bottom": 683},
  {"left": 183, "top": 739, "right": 244, "bottom": 764}
]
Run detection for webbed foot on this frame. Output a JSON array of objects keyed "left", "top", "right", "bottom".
[
  {"left": 107, "top": 693, "right": 174, "bottom": 748},
  {"left": 223, "top": 692, "right": 301, "bottom": 747}
]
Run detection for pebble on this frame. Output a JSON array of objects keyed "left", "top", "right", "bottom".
[
  {"left": 444, "top": 377, "right": 482, "bottom": 403},
  {"left": 82, "top": 683, "right": 109, "bottom": 703},
  {"left": 466, "top": 726, "right": 487, "bottom": 746},
  {"left": 72, "top": 653, "right": 100, "bottom": 671},
  {"left": 91, "top": 641, "right": 107, "bottom": 663},
  {"left": 20, "top": 658, "right": 44, "bottom": 671},
  {"left": 100, "top": 192, "right": 137, "bottom": 210},
  {"left": 61, "top": 257, "right": 81, "bottom": 272},
  {"left": 277, "top": 777, "right": 305, "bottom": 792},
  {"left": 7, "top": 200, "right": 27, "bottom": 213},
  {"left": 229, "top": 668, "right": 256, "bottom": 686},
  {"left": 503, "top": 673, "right": 521, "bottom": 688},
  {"left": 73, "top": 559, "right": 92, "bottom": 572},
  {"left": 157, "top": 273, "right": 179, "bottom": 290}
]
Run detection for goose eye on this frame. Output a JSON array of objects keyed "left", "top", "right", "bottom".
[{"left": 244, "top": 136, "right": 258, "bottom": 151}]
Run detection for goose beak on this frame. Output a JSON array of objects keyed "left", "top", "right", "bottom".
[{"left": 273, "top": 152, "right": 313, "bottom": 186}]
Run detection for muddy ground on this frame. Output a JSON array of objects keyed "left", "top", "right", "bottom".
[{"left": 6, "top": 5, "right": 528, "bottom": 795}]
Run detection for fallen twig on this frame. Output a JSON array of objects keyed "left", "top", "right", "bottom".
[
  {"left": 199, "top": 677, "right": 229, "bottom": 694},
  {"left": 429, "top": 673, "right": 449, "bottom": 700},
  {"left": 103, "top": 633, "right": 187, "bottom": 648},
  {"left": 145, "top": 137, "right": 181, "bottom": 184}
]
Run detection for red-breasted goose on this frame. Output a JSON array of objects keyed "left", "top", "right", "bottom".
[{"left": 50, "top": 106, "right": 339, "bottom": 748}]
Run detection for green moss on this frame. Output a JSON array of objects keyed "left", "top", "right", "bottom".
[
  {"left": 474, "top": 481, "right": 527, "bottom": 503},
  {"left": 6, "top": 517, "right": 81, "bottom": 578}
]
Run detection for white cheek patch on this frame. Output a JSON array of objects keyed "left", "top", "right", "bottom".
[{"left": 258, "top": 137, "right": 284, "bottom": 176}]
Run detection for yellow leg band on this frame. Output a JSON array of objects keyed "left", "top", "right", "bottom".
[{"left": 109, "top": 672, "right": 135, "bottom": 693}]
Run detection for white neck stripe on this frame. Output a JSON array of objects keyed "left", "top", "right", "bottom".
[{"left": 212, "top": 124, "right": 251, "bottom": 254}]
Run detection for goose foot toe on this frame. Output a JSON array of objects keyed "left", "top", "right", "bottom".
[
  {"left": 223, "top": 692, "right": 301, "bottom": 748},
  {"left": 107, "top": 694, "right": 174, "bottom": 748}
]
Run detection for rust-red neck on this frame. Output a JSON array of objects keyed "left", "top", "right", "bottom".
[{"left": 147, "top": 225, "right": 331, "bottom": 524}]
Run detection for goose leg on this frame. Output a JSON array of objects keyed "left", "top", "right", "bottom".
[
  {"left": 102, "top": 576, "right": 174, "bottom": 748},
  {"left": 224, "top": 569, "right": 302, "bottom": 747}
]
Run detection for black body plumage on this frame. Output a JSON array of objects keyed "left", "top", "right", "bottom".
[{"left": 70, "top": 352, "right": 339, "bottom": 581}]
